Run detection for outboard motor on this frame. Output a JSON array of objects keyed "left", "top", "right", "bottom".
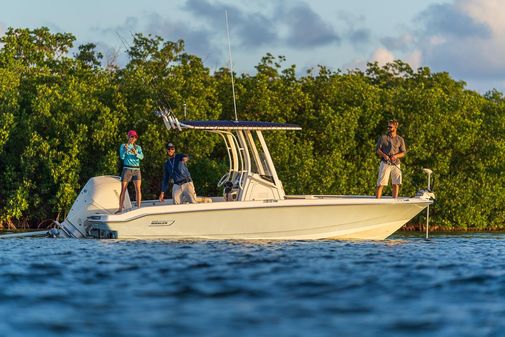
[{"left": 58, "top": 176, "right": 130, "bottom": 238}]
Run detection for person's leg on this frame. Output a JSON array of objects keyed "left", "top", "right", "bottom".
[
  {"left": 376, "top": 162, "right": 390, "bottom": 199},
  {"left": 392, "top": 184, "right": 400, "bottom": 198},
  {"left": 172, "top": 184, "right": 183, "bottom": 204},
  {"left": 118, "top": 181, "right": 129, "bottom": 212},
  {"left": 184, "top": 182, "right": 198, "bottom": 203},
  {"left": 391, "top": 165, "right": 401, "bottom": 198},
  {"left": 375, "top": 185, "right": 384, "bottom": 199},
  {"left": 133, "top": 179, "right": 142, "bottom": 207}
]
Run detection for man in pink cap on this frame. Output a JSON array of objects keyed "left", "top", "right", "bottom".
[{"left": 117, "top": 130, "right": 144, "bottom": 213}]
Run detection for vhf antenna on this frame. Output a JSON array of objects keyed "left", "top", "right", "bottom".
[{"left": 225, "top": 10, "right": 238, "bottom": 121}]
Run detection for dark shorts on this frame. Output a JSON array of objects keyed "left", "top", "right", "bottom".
[{"left": 121, "top": 168, "right": 141, "bottom": 182}]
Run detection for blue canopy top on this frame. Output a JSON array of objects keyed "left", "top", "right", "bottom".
[{"left": 179, "top": 120, "right": 302, "bottom": 131}]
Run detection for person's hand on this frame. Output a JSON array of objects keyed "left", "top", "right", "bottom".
[
  {"left": 390, "top": 154, "right": 397, "bottom": 162},
  {"left": 131, "top": 146, "right": 137, "bottom": 154},
  {"left": 159, "top": 192, "right": 165, "bottom": 202}
]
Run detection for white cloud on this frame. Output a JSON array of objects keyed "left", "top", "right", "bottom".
[
  {"left": 370, "top": 48, "right": 395, "bottom": 66},
  {"left": 405, "top": 50, "right": 422, "bottom": 69},
  {"left": 460, "top": 0, "right": 505, "bottom": 33},
  {"left": 342, "top": 47, "right": 420, "bottom": 73},
  {"left": 424, "top": 0, "right": 505, "bottom": 80},
  {"left": 376, "top": 0, "right": 505, "bottom": 91}
]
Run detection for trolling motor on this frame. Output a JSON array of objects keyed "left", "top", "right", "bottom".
[
  {"left": 423, "top": 168, "right": 433, "bottom": 191},
  {"left": 415, "top": 168, "right": 435, "bottom": 239},
  {"left": 415, "top": 168, "right": 435, "bottom": 200}
]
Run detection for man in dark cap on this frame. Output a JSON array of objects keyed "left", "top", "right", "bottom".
[{"left": 159, "top": 143, "right": 197, "bottom": 204}]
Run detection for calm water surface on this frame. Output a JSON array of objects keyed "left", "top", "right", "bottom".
[{"left": 1, "top": 233, "right": 505, "bottom": 337}]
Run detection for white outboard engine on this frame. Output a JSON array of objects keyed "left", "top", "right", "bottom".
[{"left": 58, "top": 176, "right": 129, "bottom": 238}]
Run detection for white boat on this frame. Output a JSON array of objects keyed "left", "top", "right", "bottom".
[{"left": 51, "top": 109, "right": 434, "bottom": 240}]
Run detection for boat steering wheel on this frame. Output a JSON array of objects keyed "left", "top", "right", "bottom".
[{"left": 217, "top": 172, "right": 231, "bottom": 187}]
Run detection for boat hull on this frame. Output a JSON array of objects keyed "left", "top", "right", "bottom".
[{"left": 85, "top": 198, "right": 430, "bottom": 240}]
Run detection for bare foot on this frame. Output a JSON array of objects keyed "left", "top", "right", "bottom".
[{"left": 114, "top": 209, "right": 122, "bottom": 214}]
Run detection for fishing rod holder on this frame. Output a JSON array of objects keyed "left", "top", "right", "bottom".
[{"left": 155, "top": 107, "right": 182, "bottom": 131}]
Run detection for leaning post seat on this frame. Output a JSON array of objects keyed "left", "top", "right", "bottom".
[{"left": 196, "top": 196, "right": 213, "bottom": 203}]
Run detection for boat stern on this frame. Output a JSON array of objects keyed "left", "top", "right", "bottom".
[{"left": 59, "top": 176, "right": 128, "bottom": 238}]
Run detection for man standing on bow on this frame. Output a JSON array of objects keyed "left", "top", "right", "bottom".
[
  {"left": 159, "top": 143, "right": 197, "bottom": 204},
  {"left": 375, "top": 119, "right": 406, "bottom": 199}
]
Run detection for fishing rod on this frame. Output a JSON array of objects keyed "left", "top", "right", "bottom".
[
  {"left": 385, "top": 156, "right": 401, "bottom": 170},
  {"left": 115, "top": 30, "right": 183, "bottom": 120},
  {"left": 379, "top": 151, "right": 402, "bottom": 171}
]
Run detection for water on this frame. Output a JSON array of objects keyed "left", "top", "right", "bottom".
[{"left": 1, "top": 233, "right": 505, "bottom": 337}]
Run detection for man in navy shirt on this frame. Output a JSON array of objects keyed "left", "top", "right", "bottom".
[{"left": 158, "top": 143, "right": 197, "bottom": 204}]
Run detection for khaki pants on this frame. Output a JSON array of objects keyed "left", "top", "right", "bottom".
[
  {"left": 173, "top": 181, "right": 197, "bottom": 204},
  {"left": 376, "top": 161, "right": 402, "bottom": 186}
]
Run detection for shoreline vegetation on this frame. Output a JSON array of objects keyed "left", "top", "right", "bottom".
[
  {"left": 0, "top": 27, "right": 504, "bottom": 230},
  {"left": 401, "top": 225, "right": 505, "bottom": 232}
]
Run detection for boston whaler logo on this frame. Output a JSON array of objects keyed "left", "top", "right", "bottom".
[{"left": 149, "top": 220, "right": 175, "bottom": 227}]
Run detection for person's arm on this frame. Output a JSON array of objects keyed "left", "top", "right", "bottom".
[
  {"left": 391, "top": 151, "right": 405, "bottom": 160},
  {"left": 119, "top": 144, "right": 127, "bottom": 160},
  {"left": 375, "top": 137, "right": 390, "bottom": 161},
  {"left": 179, "top": 155, "right": 193, "bottom": 179},
  {"left": 376, "top": 148, "right": 390, "bottom": 161},
  {"left": 135, "top": 145, "right": 144, "bottom": 160}
]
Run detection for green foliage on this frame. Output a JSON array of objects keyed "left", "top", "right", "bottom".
[{"left": 0, "top": 27, "right": 504, "bottom": 230}]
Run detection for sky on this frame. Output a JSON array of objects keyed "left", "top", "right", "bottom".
[{"left": 1, "top": 0, "right": 505, "bottom": 93}]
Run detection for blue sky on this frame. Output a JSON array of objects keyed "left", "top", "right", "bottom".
[{"left": 1, "top": 0, "right": 504, "bottom": 93}]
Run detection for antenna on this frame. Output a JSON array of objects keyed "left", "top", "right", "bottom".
[{"left": 225, "top": 10, "right": 238, "bottom": 121}]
